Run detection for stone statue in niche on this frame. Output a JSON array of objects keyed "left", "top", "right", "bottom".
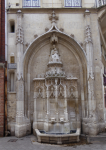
[
  {"left": 51, "top": 45, "right": 60, "bottom": 62},
  {"left": 33, "top": 35, "right": 79, "bottom": 133},
  {"left": 49, "top": 45, "right": 61, "bottom": 63},
  {"left": 49, "top": 85, "right": 55, "bottom": 98}
]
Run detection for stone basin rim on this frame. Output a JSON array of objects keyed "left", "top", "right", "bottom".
[{"left": 35, "top": 128, "right": 81, "bottom": 137}]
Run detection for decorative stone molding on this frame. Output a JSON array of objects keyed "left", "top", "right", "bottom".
[
  {"left": 16, "top": 25, "right": 24, "bottom": 44},
  {"left": 85, "top": 25, "right": 92, "bottom": 44},
  {"left": 34, "top": 34, "right": 38, "bottom": 38},
  {"left": 79, "top": 42, "right": 83, "bottom": 47},
  {"left": 50, "top": 33, "right": 58, "bottom": 44},
  {"left": 17, "top": 10, "right": 23, "bottom": 20},
  {"left": 25, "top": 42, "right": 29, "bottom": 47},
  {"left": 45, "top": 28, "right": 49, "bottom": 32},
  {"left": 17, "top": 73, "right": 23, "bottom": 81},
  {"left": 59, "top": 28, "right": 64, "bottom": 32},
  {"left": 70, "top": 34, "right": 74, "bottom": 38},
  {"left": 84, "top": 9, "right": 91, "bottom": 16}
]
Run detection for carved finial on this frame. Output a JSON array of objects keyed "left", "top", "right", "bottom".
[
  {"left": 59, "top": 28, "right": 64, "bottom": 32},
  {"left": 49, "top": 11, "right": 58, "bottom": 26},
  {"left": 70, "top": 34, "right": 74, "bottom": 39},
  {"left": 34, "top": 34, "right": 38, "bottom": 38},
  {"left": 50, "top": 33, "right": 58, "bottom": 44},
  {"left": 25, "top": 42, "right": 29, "bottom": 47},
  {"left": 79, "top": 42, "right": 83, "bottom": 47},
  {"left": 45, "top": 27, "right": 49, "bottom": 32}
]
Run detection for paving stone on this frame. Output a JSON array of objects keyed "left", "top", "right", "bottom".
[{"left": 0, "top": 135, "right": 106, "bottom": 150}]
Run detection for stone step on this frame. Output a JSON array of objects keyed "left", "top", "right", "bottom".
[
  {"left": 99, "top": 133, "right": 106, "bottom": 136},
  {"left": 86, "top": 133, "right": 106, "bottom": 144},
  {"left": 88, "top": 137, "right": 106, "bottom": 144}
]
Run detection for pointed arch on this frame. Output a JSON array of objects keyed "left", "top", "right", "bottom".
[{"left": 23, "top": 29, "right": 88, "bottom": 120}]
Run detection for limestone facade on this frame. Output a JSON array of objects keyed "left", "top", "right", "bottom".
[{"left": 6, "top": 0, "right": 106, "bottom": 137}]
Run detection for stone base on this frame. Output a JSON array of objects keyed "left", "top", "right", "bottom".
[
  {"left": 8, "top": 122, "right": 16, "bottom": 136},
  {"left": 15, "top": 123, "right": 31, "bottom": 138},
  {"left": 35, "top": 128, "right": 80, "bottom": 144},
  {"left": 82, "top": 118, "right": 105, "bottom": 136},
  {"left": 99, "top": 123, "right": 105, "bottom": 133},
  {"left": 82, "top": 122, "right": 99, "bottom": 135}
]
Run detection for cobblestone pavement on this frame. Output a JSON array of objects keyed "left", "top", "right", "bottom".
[{"left": 0, "top": 135, "right": 106, "bottom": 150}]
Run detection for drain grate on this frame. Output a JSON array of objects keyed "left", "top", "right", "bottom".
[{"left": 8, "top": 139, "right": 18, "bottom": 142}]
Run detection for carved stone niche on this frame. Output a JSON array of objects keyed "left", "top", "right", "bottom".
[{"left": 33, "top": 43, "right": 79, "bottom": 134}]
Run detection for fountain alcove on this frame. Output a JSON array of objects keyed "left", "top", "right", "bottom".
[
  {"left": 14, "top": 11, "right": 105, "bottom": 140},
  {"left": 32, "top": 39, "right": 81, "bottom": 144}
]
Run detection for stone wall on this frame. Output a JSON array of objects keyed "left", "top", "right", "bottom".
[
  {"left": 7, "top": 0, "right": 97, "bottom": 8},
  {"left": 7, "top": 93, "right": 16, "bottom": 123},
  {"left": 6, "top": 7, "right": 106, "bottom": 136}
]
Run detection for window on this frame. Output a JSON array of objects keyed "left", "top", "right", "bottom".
[
  {"left": 65, "top": 0, "right": 82, "bottom": 7},
  {"left": 97, "top": 0, "right": 106, "bottom": 7},
  {"left": 10, "top": 73, "right": 15, "bottom": 92},
  {"left": 23, "top": 0, "right": 40, "bottom": 7},
  {"left": 10, "top": 56, "right": 15, "bottom": 63},
  {"left": 16, "top": 3, "right": 19, "bottom": 6},
  {"left": 10, "top": 21, "right": 15, "bottom": 33}
]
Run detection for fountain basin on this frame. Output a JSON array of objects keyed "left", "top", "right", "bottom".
[{"left": 35, "top": 128, "right": 80, "bottom": 144}]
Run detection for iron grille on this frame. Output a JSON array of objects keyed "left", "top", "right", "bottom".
[
  {"left": 65, "top": 0, "right": 82, "bottom": 7},
  {"left": 98, "top": 0, "right": 106, "bottom": 6},
  {"left": 23, "top": 0, "right": 40, "bottom": 7}
]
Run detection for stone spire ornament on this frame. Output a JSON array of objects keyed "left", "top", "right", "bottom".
[
  {"left": 49, "top": 11, "right": 58, "bottom": 26},
  {"left": 50, "top": 33, "right": 58, "bottom": 44}
]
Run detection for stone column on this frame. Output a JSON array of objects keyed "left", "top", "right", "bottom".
[
  {"left": 44, "top": 86, "right": 49, "bottom": 131},
  {"left": 15, "top": 10, "right": 31, "bottom": 138},
  {"left": 64, "top": 85, "right": 68, "bottom": 121},
  {"left": 55, "top": 83, "right": 59, "bottom": 122},
  {"left": 75, "top": 87, "right": 80, "bottom": 128},
  {"left": 33, "top": 96, "right": 37, "bottom": 126},
  {"left": 47, "top": 86, "right": 49, "bottom": 119},
  {"left": 83, "top": 10, "right": 98, "bottom": 135}
]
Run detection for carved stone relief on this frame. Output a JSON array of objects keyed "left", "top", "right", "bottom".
[{"left": 33, "top": 34, "right": 79, "bottom": 133}]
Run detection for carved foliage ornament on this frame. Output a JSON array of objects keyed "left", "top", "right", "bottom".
[
  {"left": 85, "top": 25, "right": 92, "bottom": 44},
  {"left": 16, "top": 25, "right": 24, "bottom": 44}
]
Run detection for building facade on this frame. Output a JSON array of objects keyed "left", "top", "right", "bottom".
[
  {"left": 6, "top": 0, "right": 106, "bottom": 137},
  {"left": 0, "top": 0, "right": 5, "bottom": 137}
]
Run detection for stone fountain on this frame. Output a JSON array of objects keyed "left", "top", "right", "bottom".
[{"left": 33, "top": 38, "right": 80, "bottom": 144}]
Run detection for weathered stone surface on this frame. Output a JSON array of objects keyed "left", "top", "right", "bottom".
[{"left": 6, "top": 1, "right": 106, "bottom": 140}]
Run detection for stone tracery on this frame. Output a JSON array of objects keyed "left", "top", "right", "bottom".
[{"left": 33, "top": 34, "right": 79, "bottom": 133}]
